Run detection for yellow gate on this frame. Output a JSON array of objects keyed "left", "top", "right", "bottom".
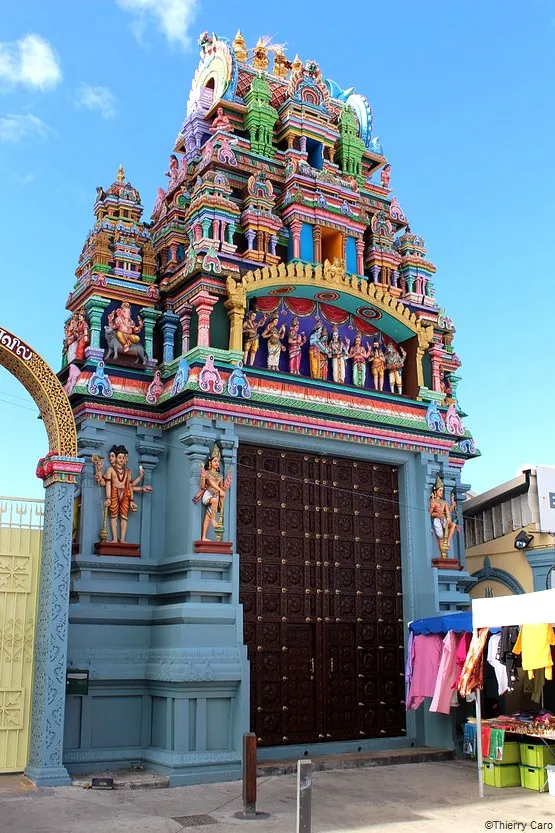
[{"left": 0, "top": 497, "right": 43, "bottom": 772}]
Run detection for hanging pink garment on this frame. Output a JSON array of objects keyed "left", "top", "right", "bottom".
[
  {"left": 406, "top": 633, "right": 444, "bottom": 710},
  {"left": 430, "top": 630, "right": 464, "bottom": 714},
  {"left": 454, "top": 632, "right": 471, "bottom": 688}
]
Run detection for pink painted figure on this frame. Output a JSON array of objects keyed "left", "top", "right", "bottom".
[
  {"left": 165, "top": 154, "right": 179, "bottom": 189},
  {"left": 108, "top": 302, "right": 143, "bottom": 353},
  {"left": 287, "top": 317, "right": 306, "bottom": 375},
  {"left": 380, "top": 164, "right": 391, "bottom": 189},
  {"left": 64, "top": 363, "right": 81, "bottom": 396},
  {"left": 210, "top": 106, "right": 232, "bottom": 133}
]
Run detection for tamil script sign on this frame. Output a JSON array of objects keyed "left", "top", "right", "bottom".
[{"left": 536, "top": 466, "right": 555, "bottom": 533}]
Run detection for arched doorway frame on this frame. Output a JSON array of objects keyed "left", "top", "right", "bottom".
[{"left": 0, "top": 327, "right": 83, "bottom": 786}]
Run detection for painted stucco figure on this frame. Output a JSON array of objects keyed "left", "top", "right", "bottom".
[
  {"left": 262, "top": 315, "right": 286, "bottom": 370},
  {"left": 385, "top": 343, "right": 407, "bottom": 394},
  {"left": 243, "top": 309, "right": 268, "bottom": 366},
  {"left": 309, "top": 319, "right": 329, "bottom": 380},
  {"left": 348, "top": 332, "right": 369, "bottom": 387},
  {"left": 328, "top": 324, "right": 350, "bottom": 384},
  {"left": 429, "top": 475, "right": 457, "bottom": 558},
  {"left": 287, "top": 317, "right": 306, "bottom": 375},
  {"left": 108, "top": 302, "right": 143, "bottom": 353},
  {"left": 193, "top": 444, "right": 232, "bottom": 541},
  {"left": 368, "top": 341, "right": 386, "bottom": 391},
  {"left": 99, "top": 445, "right": 150, "bottom": 543}
]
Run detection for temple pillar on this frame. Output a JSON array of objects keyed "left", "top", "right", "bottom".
[
  {"left": 269, "top": 234, "right": 278, "bottom": 256},
  {"left": 290, "top": 220, "right": 302, "bottom": 259},
  {"left": 84, "top": 296, "right": 110, "bottom": 350},
  {"left": 226, "top": 223, "right": 236, "bottom": 245},
  {"left": 213, "top": 218, "right": 221, "bottom": 242},
  {"left": 220, "top": 219, "right": 227, "bottom": 244},
  {"left": 169, "top": 243, "right": 178, "bottom": 264},
  {"left": 160, "top": 311, "right": 180, "bottom": 364},
  {"left": 299, "top": 136, "right": 307, "bottom": 154},
  {"left": 191, "top": 291, "right": 217, "bottom": 347},
  {"left": 245, "top": 229, "right": 256, "bottom": 251},
  {"left": 175, "top": 302, "right": 192, "bottom": 354},
  {"left": 25, "top": 456, "right": 84, "bottom": 787},
  {"left": 355, "top": 238, "right": 364, "bottom": 275},
  {"left": 194, "top": 223, "right": 202, "bottom": 243},
  {"left": 429, "top": 347, "right": 443, "bottom": 393},
  {"left": 370, "top": 265, "right": 380, "bottom": 284},
  {"left": 313, "top": 226, "right": 322, "bottom": 263},
  {"left": 225, "top": 282, "right": 247, "bottom": 353},
  {"left": 136, "top": 432, "right": 165, "bottom": 560},
  {"left": 392, "top": 269, "right": 399, "bottom": 288},
  {"left": 140, "top": 307, "right": 162, "bottom": 360},
  {"left": 201, "top": 219, "right": 211, "bottom": 238}
]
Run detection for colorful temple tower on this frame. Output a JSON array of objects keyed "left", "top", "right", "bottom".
[{"left": 59, "top": 31, "right": 478, "bottom": 784}]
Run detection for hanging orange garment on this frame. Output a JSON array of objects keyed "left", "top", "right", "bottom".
[
  {"left": 512, "top": 624, "right": 555, "bottom": 680},
  {"left": 458, "top": 628, "right": 490, "bottom": 697}
]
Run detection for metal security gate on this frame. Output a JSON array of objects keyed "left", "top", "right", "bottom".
[
  {"left": 237, "top": 445, "right": 405, "bottom": 747},
  {"left": 0, "top": 498, "right": 43, "bottom": 771}
]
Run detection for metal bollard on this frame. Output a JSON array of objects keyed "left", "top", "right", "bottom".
[
  {"left": 296, "top": 759, "right": 312, "bottom": 833},
  {"left": 242, "top": 732, "right": 257, "bottom": 819}
]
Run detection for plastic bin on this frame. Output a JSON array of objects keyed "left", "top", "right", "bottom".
[
  {"left": 519, "top": 743, "right": 555, "bottom": 768},
  {"left": 483, "top": 762, "right": 521, "bottom": 788},
  {"left": 485, "top": 742, "right": 520, "bottom": 765},
  {"left": 520, "top": 765, "right": 548, "bottom": 792}
]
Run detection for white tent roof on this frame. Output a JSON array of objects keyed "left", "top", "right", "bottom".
[{"left": 472, "top": 588, "right": 555, "bottom": 628}]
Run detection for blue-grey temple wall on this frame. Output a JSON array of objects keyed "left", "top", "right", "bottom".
[{"left": 63, "top": 417, "right": 472, "bottom": 782}]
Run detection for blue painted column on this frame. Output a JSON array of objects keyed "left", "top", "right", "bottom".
[
  {"left": 25, "top": 456, "right": 84, "bottom": 787},
  {"left": 161, "top": 311, "right": 180, "bottom": 365},
  {"left": 76, "top": 419, "right": 107, "bottom": 556}
]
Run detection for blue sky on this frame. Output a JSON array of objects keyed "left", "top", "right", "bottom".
[{"left": 0, "top": 0, "right": 554, "bottom": 499}]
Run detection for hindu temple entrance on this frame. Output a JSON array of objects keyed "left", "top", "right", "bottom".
[{"left": 237, "top": 445, "right": 406, "bottom": 747}]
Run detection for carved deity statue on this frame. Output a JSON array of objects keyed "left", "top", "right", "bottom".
[
  {"left": 192, "top": 444, "right": 232, "bottom": 541},
  {"left": 380, "top": 164, "right": 391, "bottom": 189},
  {"left": 242, "top": 309, "right": 268, "bottom": 365},
  {"left": 348, "top": 332, "right": 369, "bottom": 387},
  {"left": 368, "top": 341, "right": 386, "bottom": 391},
  {"left": 272, "top": 46, "right": 290, "bottom": 78},
  {"left": 98, "top": 445, "right": 151, "bottom": 544},
  {"left": 107, "top": 302, "right": 143, "bottom": 353},
  {"left": 252, "top": 38, "right": 269, "bottom": 71},
  {"left": 309, "top": 318, "right": 330, "bottom": 380},
  {"left": 64, "top": 308, "right": 89, "bottom": 363},
  {"left": 262, "top": 315, "right": 286, "bottom": 371},
  {"left": 287, "top": 317, "right": 306, "bottom": 375},
  {"left": 429, "top": 475, "right": 457, "bottom": 558},
  {"left": 165, "top": 154, "right": 179, "bottom": 190},
  {"left": 210, "top": 106, "right": 232, "bottom": 133},
  {"left": 385, "top": 342, "right": 407, "bottom": 394},
  {"left": 328, "top": 324, "right": 350, "bottom": 384}
]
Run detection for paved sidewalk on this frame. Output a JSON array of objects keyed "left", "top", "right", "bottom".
[{"left": 2, "top": 760, "right": 555, "bottom": 832}]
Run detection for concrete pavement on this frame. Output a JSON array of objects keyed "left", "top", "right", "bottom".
[{"left": 1, "top": 760, "right": 555, "bottom": 832}]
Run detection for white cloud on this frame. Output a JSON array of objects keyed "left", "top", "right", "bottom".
[
  {"left": 0, "top": 113, "right": 51, "bottom": 142},
  {"left": 0, "top": 34, "right": 62, "bottom": 91},
  {"left": 75, "top": 83, "right": 117, "bottom": 119},
  {"left": 116, "top": 0, "right": 198, "bottom": 49}
]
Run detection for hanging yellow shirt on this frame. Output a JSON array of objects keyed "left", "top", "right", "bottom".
[{"left": 513, "top": 624, "right": 555, "bottom": 680}]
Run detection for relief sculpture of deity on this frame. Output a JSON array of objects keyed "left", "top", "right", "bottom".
[
  {"left": 107, "top": 302, "right": 144, "bottom": 353},
  {"left": 328, "top": 324, "right": 350, "bottom": 384},
  {"left": 93, "top": 445, "right": 151, "bottom": 544},
  {"left": 385, "top": 343, "right": 407, "bottom": 395},
  {"left": 287, "top": 316, "right": 306, "bottom": 375},
  {"left": 64, "top": 308, "right": 89, "bottom": 363},
  {"left": 429, "top": 474, "right": 457, "bottom": 558},
  {"left": 243, "top": 309, "right": 268, "bottom": 366},
  {"left": 368, "top": 341, "right": 386, "bottom": 391},
  {"left": 348, "top": 332, "right": 369, "bottom": 388},
  {"left": 262, "top": 315, "right": 286, "bottom": 371},
  {"left": 192, "top": 443, "right": 232, "bottom": 541},
  {"left": 309, "top": 318, "right": 330, "bottom": 380}
]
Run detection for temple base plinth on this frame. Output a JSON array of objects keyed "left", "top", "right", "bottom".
[
  {"left": 432, "top": 557, "right": 462, "bottom": 570},
  {"left": 194, "top": 540, "right": 233, "bottom": 555},
  {"left": 94, "top": 541, "right": 141, "bottom": 557}
]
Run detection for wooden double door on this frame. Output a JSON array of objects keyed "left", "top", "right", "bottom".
[{"left": 237, "top": 445, "right": 405, "bottom": 747}]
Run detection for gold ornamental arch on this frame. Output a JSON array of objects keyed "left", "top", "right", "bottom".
[
  {"left": 226, "top": 259, "right": 434, "bottom": 350},
  {"left": 0, "top": 326, "right": 77, "bottom": 458}
]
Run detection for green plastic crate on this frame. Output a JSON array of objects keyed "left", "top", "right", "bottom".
[
  {"left": 483, "top": 762, "right": 521, "bottom": 788},
  {"left": 485, "top": 742, "right": 520, "bottom": 765},
  {"left": 519, "top": 743, "right": 555, "bottom": 768},
  {"left": 519, "top": 765, "right": 548, "bottom": 792}
]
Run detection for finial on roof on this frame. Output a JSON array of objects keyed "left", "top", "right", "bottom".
[
  {"left": 233, "top": 30, "right": 248, "bottom": 62},
  {"left": 291, "top": 54, "right": 302, "bottom": 73},
  {"left": 117, "top": 165, "right": 125, "bottom": 183}
]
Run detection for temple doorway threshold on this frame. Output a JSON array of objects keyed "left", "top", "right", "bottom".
[{"left": 256, "top": 746, "right": 454, "bottom": 777}]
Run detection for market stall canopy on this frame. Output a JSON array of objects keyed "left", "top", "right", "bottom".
[
  {"left": 472, "top": 588, "right": 555, "bottom": 628},
  {"left": 409, "top": 612, "right": 472, "bottom": 634}
]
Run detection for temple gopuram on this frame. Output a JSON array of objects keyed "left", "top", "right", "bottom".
[{"left": 60, "top": 31, "right": 478, "bottom": 784}]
